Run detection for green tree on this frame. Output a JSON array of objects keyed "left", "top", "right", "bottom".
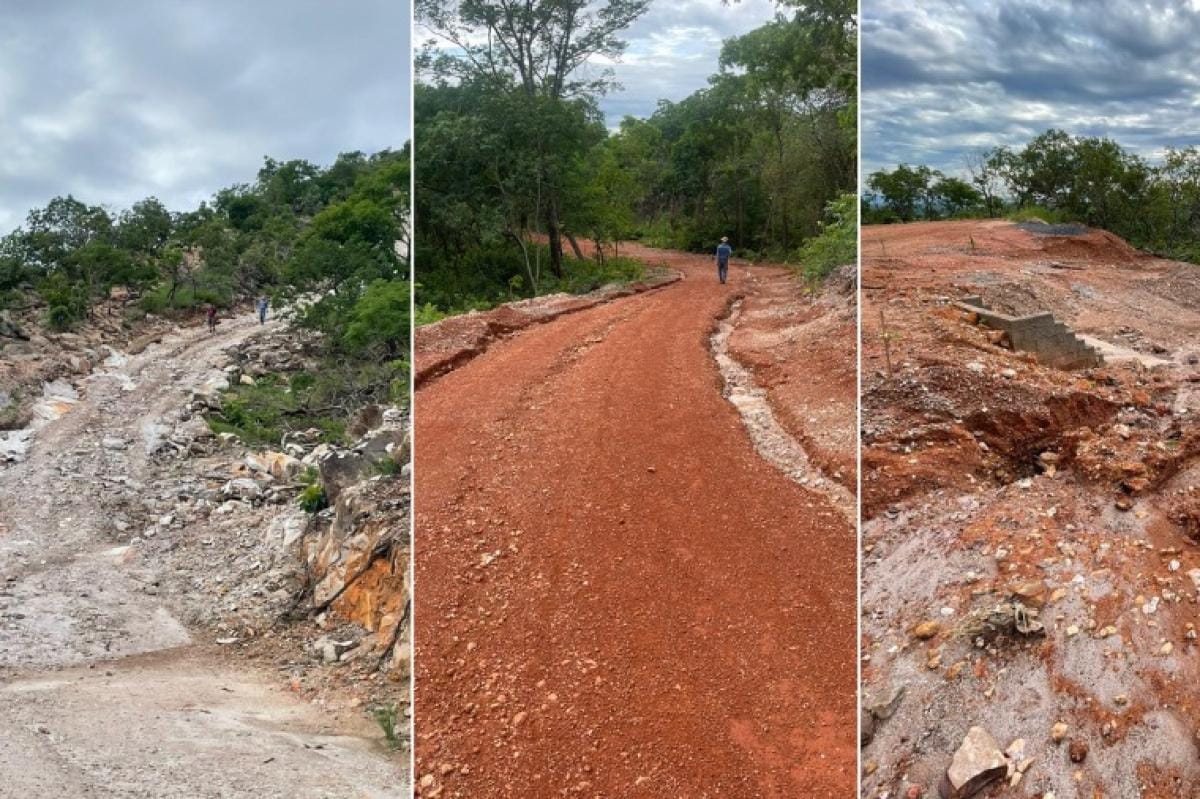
[
  {"left": 418, "top": 0, "right": 651, "bottom": 276},
  {"left": 932, "top": 176, "right": 982, "bottom": 217},
  {"left": 868, "top": 164, "right": 938, "bottom": 222}
]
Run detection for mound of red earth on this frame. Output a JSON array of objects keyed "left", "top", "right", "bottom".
[
  {"left": 413, "top": 270, "right": 680, "bottom": 389},
  {"left": 414, "top": 243, "right": 856, "bottom": 798},
  {"left": 726, "top": 263, "right": 856, "bottom": 491},
  {"left": 861, "top": 220, "right": 1200, "bottom": 798}
]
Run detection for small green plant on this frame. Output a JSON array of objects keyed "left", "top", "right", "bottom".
[
  {"left": 373, "top": 705, "right": 402, "bottom": 750},
  {"left": 137, "top": 282, "right": 229, "bottom": 315},
  {"left": 507, "top": 273, "right": 525, "bottom": 299},
  {"left": 374, "top": 456, "right": 403, "bottom": 477},
  {"left": 414, "top": 302, "right": 447, "bottom": 326},
  {"left": 205, "top": 372, "right": 349, "bottom": 448},
  {"left": 298, "top": 481, "right": 328, "bottom": 513}
]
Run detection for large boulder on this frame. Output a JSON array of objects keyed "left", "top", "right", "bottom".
[
  {"left": 246, "top": 451, "right": 305, "bottom": 481},
  {"left": 221, "top": 477, "right": 263, "bottom": 501},
  {"left": 306, "top": 479, "right": 409, "bottom": 676}
]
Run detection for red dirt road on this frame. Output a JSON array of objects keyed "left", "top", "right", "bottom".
[{"left": 414, "top": 245, "right": 856, "bottom": 798}]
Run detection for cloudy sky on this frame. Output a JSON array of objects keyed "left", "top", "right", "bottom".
[
  {"left": 592, "top": 0, "right": 778, "bottom": 125},
  {"left": 0, "top": 1, "right": 410, "bottom": 235},
  {"left": 863, "top": 0, "right": 1200, "bottom": 177}
]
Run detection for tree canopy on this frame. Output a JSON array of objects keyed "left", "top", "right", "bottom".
[
  {"left": 415, "top": 0, "right": 858, "bottom": 312},
  {"left": 865, "top": 128, "right": 1200, "bottom": 264}
]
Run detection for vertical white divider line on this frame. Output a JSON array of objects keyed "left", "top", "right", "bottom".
[
  {"left": 408, "top": 0, "right": 417, "bottom": 787},
  {"left": 855, "top": 0, "right": 864, "bottom": 790}
]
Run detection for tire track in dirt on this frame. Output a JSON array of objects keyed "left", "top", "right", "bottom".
[{"left": 414, "top": 246, "right": 856, "bottom": 798}]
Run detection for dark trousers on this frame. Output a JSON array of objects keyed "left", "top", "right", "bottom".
[{"left": 718, "top": 262, "right": 728, "bottom": 283}]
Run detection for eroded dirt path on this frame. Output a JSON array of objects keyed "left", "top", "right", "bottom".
[
  {"left": 414, "top": 245, "right": 855, "bottom": 798},
  {"left": 0, "top": 310, "right": 403, "bottom": 798}
]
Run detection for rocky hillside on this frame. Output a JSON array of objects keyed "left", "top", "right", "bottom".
[{"left": 1, "top": 305, "right": 411, "bottom": 752}]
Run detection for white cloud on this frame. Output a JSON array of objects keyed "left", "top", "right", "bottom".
[
  {"left": 598, "top": 0, "right": 779, "bottom": 125},
  {"left": 0, "top": 0, "right": 411, "bottom": 233},
  {"left": 863, "top": 0, "right": 1200, "bottom": 177}
]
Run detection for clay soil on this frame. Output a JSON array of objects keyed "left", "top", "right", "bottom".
[
  {"left": 861, "top": 220, "right": 1200, "bottom": 798},
  {"left": 414, "top": 244, "right": 856, "bottom": 798}
]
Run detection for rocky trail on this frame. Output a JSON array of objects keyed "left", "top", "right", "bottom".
[
  {"left": 861, "top": 220, "right": 1200, "bottom": 799},
  {"left": 0, "top": 309, "right": 406, "bottom": 798},
  {"left": 413, "top": 244, "right": 856, "bottom": 797}
]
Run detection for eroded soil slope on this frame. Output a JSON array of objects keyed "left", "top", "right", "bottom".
[
  {"left": 727, "top": 262, "right": 856, "bottom": 491},
  {"left": 414, "top": 244, "right": 856, "bottom": 798},
  {"left": 861, "top": 220, "right": 1200, "bottom": 798}
]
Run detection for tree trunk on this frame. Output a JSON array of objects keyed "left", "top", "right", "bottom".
[
  {"left": 545, "top": 203, "right": 564, "bottom": 278},
  {"left": 565, "top": 231, "right": 585, "bottom": 260},
  {"left": 506, "top": 231, "right": 537, "bottom": 296}
]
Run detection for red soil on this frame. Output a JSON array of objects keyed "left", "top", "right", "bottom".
[
  {"left": 413, "top": 245, "right": 856, "bottom": 798},
  {"left": 727, "top": 264, "right": 857, "bottom": 490},
  {"left": 860, "top": 220, "right": 1200, "bottom": 798}
]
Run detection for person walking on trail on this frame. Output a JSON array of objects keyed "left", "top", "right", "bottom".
[
  {"left": 205, "top": 304, "right": 218, "bottom": 335},
  {"left": 256, "top": 295, "right": 269, "bottom": 325},
  {"left": 715, "top": 236, "right": 733, "bottom": 284}
]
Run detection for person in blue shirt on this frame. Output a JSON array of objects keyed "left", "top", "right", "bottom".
[
  {"left": 256, "top": 295, "right": 269, "bottom": 325},
  {"left": 715, "top": 236, "right": 733, "bottom": 284}
]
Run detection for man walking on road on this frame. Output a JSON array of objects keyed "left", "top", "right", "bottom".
[
  {"left": 715, "top": 236, "right": 733, "bottom": 284},
  {"left": 256, "top": 295, "right": 269, "bottom": 325}
]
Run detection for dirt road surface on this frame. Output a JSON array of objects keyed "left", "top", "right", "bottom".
[
  {"left": 0, "top": 310, "right": 404, "bottom": 798},
  {"left": 861, "top": 220, "right": 1200, "bottom": 798},
  {"left": 414, "top": 245, "right": 855, "bottom": 798}
]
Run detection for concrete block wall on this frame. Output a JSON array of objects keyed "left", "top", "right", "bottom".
[{"left": 956, "top": 295, "right": 1103, "bottom": 370}]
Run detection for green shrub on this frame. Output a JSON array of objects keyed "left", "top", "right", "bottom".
[
  {"left": 796, "top": 193, "right": 857, "bottom": 283},
  {"left": 417, "top": 241, "right": 647, "bottom": 316},
  {"left": 298, "top": 482, "right": 328, "bottom": 513},
  {"left": 138, "top": 282, "right": 229, "bottom": 315},
  {"left": 414, "top": 302, "right": 447, "bottom": 326},
  {"left": 373, "top": 705, "right": 402, "bottom": 750},
  {"left": 342, "top": 279, "right": 410, "bottom": 357},
  {"left": 46, "top": 305, "right": 74, "bottom": 331},
  {"left": 552, "top": 255, "right": 644, "bottom": 295},
  {"left": 374, "top": 456, "right": 403, "bottom": 477},
  {"left": 37, "top": 273, "right": 88, "bottom": 329},
  {"left": 205, "top": 373, "right": 348, "bottom": 448},
  {"left": 0, "top": 390, "right": 27, "bottom": 430}
]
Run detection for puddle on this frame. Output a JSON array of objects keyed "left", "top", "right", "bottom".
[{"left": 711, "top": 299, "right": 854, "bottom": 523}]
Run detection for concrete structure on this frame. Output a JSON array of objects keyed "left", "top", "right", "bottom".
[{"left": 956, "top": 295, "right": 1103, "bottom": 370}]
